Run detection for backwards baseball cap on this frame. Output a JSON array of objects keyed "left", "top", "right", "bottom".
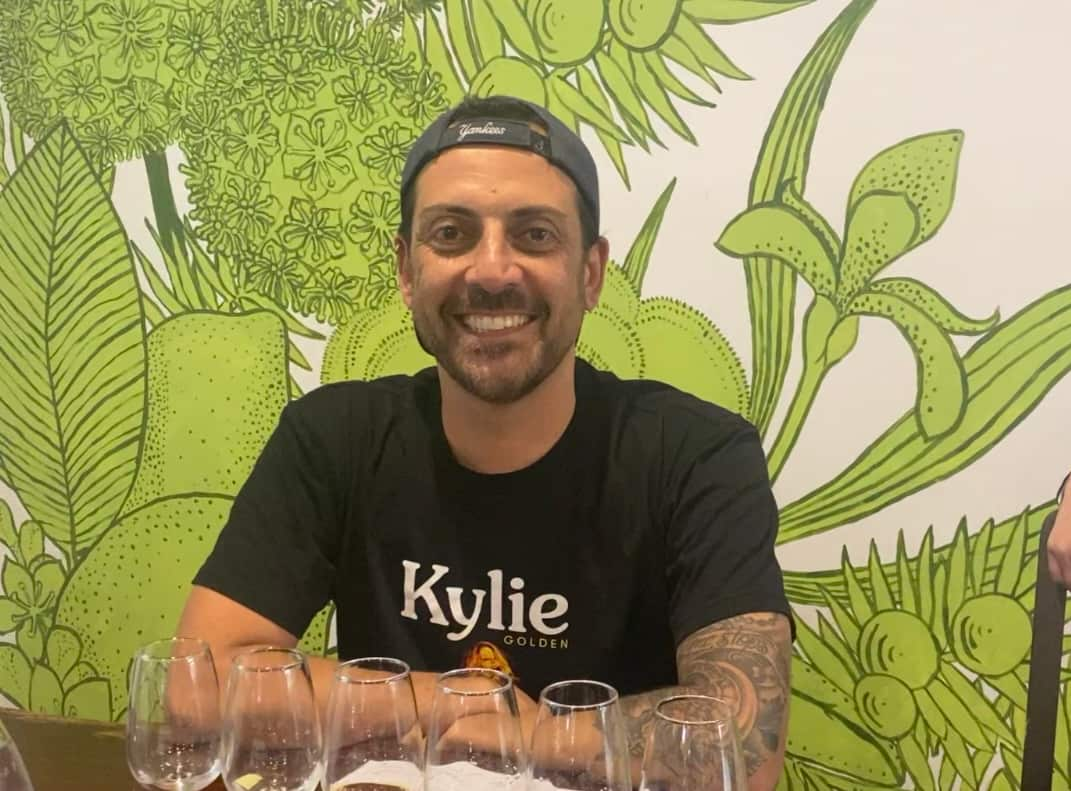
[{"left": 400, "top": 96, "right": 600, "bottom": 230}]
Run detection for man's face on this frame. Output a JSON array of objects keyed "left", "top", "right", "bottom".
[{"left": 397, "top": 144, "right": 607, "bottom": 404}]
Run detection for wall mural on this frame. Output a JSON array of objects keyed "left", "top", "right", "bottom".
[{"left": 0, "top": 0, "right": 1068, "bottom": 788}]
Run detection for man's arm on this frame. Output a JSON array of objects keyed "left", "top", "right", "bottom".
[
  {"left": 176, "top": 585, "right": 448, "bottom": 727},
  {"left": 175, "top": 585, "right": 537, "bottom": 732},
  {"left": 618, "top": 612, "right": 792, "bottom": 791}
]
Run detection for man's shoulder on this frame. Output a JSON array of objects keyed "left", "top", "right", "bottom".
[
  {"left": 582, "top": 361, "right": 755, "bottom": 440},
  {"left": 285, "top": 369, "right": 436, "bottom": 425}
]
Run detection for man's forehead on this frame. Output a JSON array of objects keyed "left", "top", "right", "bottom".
[{"left": 414, "top": 146, "right": 577, "bottom": 206}]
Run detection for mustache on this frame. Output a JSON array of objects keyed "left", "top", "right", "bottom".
[{"left": 444, "top": 285, "right": 547, "bottom": 315}]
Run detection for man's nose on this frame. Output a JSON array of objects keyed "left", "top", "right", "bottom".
[{"left": 465, "top": 225, "right": 521, "bottom": 293}]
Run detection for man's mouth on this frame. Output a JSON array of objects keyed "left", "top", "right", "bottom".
[{"left": 458, "top": 313, "right": 536, "bottom": 334}]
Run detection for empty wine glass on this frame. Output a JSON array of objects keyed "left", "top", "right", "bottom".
[
  {"left": 323, "top": 657, "right": 423, "bottom": 791},
  {"left": 637, "top": 695, "right": 746, "bottom": 791},
  {"left": 527, "top": 680, "right": 630, "bottom": 791},
  {"left": 0, "top": 717, "right": 35, "bottom": 791},
  {"left": 424, "top": 668, "right": 525, "bottom": 791},
  {"left": 221, "top": 647, "right": 322, "bottom": 791},
  {"left": 126, "top": 637, "right": 222, "bottom": 791}
]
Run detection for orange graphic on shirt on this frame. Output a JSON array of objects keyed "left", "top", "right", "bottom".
[{"left": 463, "top": 641, "right": 516, "bottom": 678}]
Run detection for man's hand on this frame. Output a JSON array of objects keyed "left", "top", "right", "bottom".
[{"left": 1048, "top": 479, "right": 1071, "bottom": 586}]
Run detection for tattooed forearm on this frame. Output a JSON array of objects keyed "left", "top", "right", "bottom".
[{"left": 618, "top": 613, "right": 792, "bottom": 789}]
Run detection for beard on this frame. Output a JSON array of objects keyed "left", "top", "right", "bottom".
[{"left": 411, "top": 282, "right": 584, "bottom": 404}]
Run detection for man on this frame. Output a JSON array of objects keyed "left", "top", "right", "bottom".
[{"left": 178, "top": 95, "right": 793, "bottom": 787}]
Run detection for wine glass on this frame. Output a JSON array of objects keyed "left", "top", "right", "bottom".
[
  {"left": 0, "top": 717, "right": 35, "bottom": 791},
  {"left": 637, "top": 695, "right": 746, "bottom": 791},
  {"left": 424, "top": 668, "right": 525, "bottom": 790},
  {"left": 323, "top": 657, "right": 423, "bottom": 791},
  {"left": 126, "top": 637, "right": 222, "bottom": 791},
  {"left": 221, "top": 647, "right": 322, "bottom": 791},
  {"left": 527, "top": 680, "right": 630, "bottom": 791}
]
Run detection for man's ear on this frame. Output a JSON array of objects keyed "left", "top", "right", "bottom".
[
  {"left": 396, "top": 234, "right": 414, "bottom": 308},
  {"left": 584, "top": 236, "right": 610, "bottom": 311}
]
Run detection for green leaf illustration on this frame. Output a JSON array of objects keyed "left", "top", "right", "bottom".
[
  {"left": 575, "top": 65, "right": 631, "bottom": 186},
  {"left": 489, "top": 0, "right": 543, "bottom": 61},
  {"left": 621, "top": 178, "right": 677, "bottom": 292},
  {"left": 996, "top": 509, "right": 1028, "bottom": 593},
  {"left": 867, "top": 542, "right": 895, "bottom": 610},
  {"left": 45, "top": 627, "right": 82, "bottom": 681},
  {"left": 945, "top": 521, "right": 970, "bottom": 618},
  {"left": 938, "top": 660, "right": 1014, "bottom": 743},
  {"left": 444, "top": 0, "right": 480, "bottom": 80},
  {"left": 0, "top": 500, "right": 16, "bottom": 551},
  {"left": 640, "top": 50, "right": 716, "bottom": 108},
  {"left": 470, "top": 0, "right": 505, "bottom": 66},
  {"left": 895, "top": 534, "right": 918, "bottom": 615},
  {"left": 0, "top": 644, "right": 31, "bottom": 708},
  {"left": 682, "top": 0, "right": 814, "bottom": 23},
  {"left": 795, "top": 613, "right": 855, "bottom": 695},
  {"left": 0, "top": 122, "right": 147, "bottom": 558},
  {"left": 837, "top": 192, "right": 920, "bottom": 300},
  {"left": 717, "top": 203, "right": 837, "bottom": 296},
  {"left": 624, "top": 44, "right": 695, "bottom": 144},
  {"left": 658, "top": 31, "right": 722, "bottom": 92},
  {"left": 779, "top": 287, "right": 1071, "bottom": 543},
  {"left": 777, "top": 178, "right": 841, "bottom": 265},
  {"left": 29, "top": 662, "right": 63, "bottom": 714},
  {"left": 548, "top": 75, "right": 631, "bottom": 142},
  {"left": 899, "top": 732, "right": 935, "bottom": 791},
  {"left": 423, "top": 9, "right": 465, "bottom": 103},
  {"left": 848, "top": 130, "right": 964, "bottom": 251},
  {"left": 594, "top": 51, "right": 657, "bottom": 138},
  {"left": 867, "top": 277, "right": 999, "bottom": 335},
  {"left": 671, "top": 13, "right": 750, "bottom": 79},
  {"left": 740, "top": 0, "right": 876, "bottom": 437},
  {"left": 64, "top": 676, "right": 113, "bottom": 721}
]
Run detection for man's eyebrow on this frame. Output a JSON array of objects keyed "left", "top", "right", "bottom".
[{"left": 416, "top": 204, "right": 569, "bottom": 221}]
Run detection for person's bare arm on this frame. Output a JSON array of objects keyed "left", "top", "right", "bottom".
[
  {"left": 617, "top": 612, "right": 792, "bottom": 791},
  {"left": 174, "top": 585, "right": 533, "bottom": 730},
  {"left": 1047, "top": 475, "right": 1071, "bottom": 586}
]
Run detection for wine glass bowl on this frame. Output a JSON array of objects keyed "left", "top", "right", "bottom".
[
  {"left": 125, "top": 637, "right": 222, "bottom": 791},
  {"left": 424, "top": 668, "right": 525, "bottom": 790},
  {"left": 221, "top": 647, "right": 322, "bottom": 791},
  {"left": 637, "top": 695, "right": 746, "bottom": 791},
  {"left": 528, "top": 680, "right": 630, "bottom": 791},
  {"left": 323, "top": 657, "right": 423, "bottom": 791}
]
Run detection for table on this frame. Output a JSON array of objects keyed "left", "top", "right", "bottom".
[{"left": 0, "top": 708, "right": 225, "bottom": 791}]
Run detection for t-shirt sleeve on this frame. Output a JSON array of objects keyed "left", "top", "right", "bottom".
[
  {"left": 663, "top": 411, "right": 793, "bottom": 645},
  {"left": 193, "top": 395, "right": 347, "bottom": 639}
]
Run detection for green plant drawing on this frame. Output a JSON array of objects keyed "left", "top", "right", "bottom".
[
  {"left": 0, "top": 3, "right": 1068, "bottom": 788},
  {"left": 783, "top": 511, "right": 1053, "bottom": 791},
  {"left": 0, "top": 0, "right": 245, "bottom": 254},
  {"left": 741, "top": 0, "right": 875, "bottom": 440},
  {"left": 717, "top": 130, "right": 999, "bottom": 481}
]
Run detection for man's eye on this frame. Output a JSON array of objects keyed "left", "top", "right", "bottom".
[
  {"left": 523, "top": 227, "right": 554, "bottom": 243},
  {"left": 433, "top": 225, "right": 462, "bottom": 242}
]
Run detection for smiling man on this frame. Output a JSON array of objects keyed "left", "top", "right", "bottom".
[{"left": 178, "top": 96, "right": 793, "bottom": 788}]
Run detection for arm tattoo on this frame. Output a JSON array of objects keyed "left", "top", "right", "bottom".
[{"left": 618, "top": 613, "right": 791, "bottom": 780}]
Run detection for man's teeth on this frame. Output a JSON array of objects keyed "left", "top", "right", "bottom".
[{"left": 462, "top": 314, "right": 530, "bottom": 332}]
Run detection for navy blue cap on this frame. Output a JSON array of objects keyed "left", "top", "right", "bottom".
[{"left": 400, "top": 97, "right": 600, "bottom": 230}]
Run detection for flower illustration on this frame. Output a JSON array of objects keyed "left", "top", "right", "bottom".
[
  {"left": 309, "top": 5, "right": 363, "bottom": 69},
  {"left": 224, "top": 104, "right": 281, "bottom": 177},
  {"left": 248, "top": 241, "right": 304, "bottom": 307},
  {"left": 280, "top": 198, "right": 345, "bottom": 263},
  {"left": 282, "top": 110, "right": 356, "bottom": 198},
  {"left": 115, "top": 76, "right": 170, "bottom": 148},
  {"left": 0, "top": 554, "right": 63, "bottom": 663},
  {"left": 262, "top": 52, "right": 324, "bottom": 114},
  {"left": 302, "top": 267, "right": 359, "bottom": 324},
  {"left": 219, "top": 176, "right": 275, "bottom": 242},
  {"left": 38, "top": 0, "right": 89, "bottom": 58},
  {"left": 94, "top": 0, "right": 165, "bottom": 70},
  {"left": 179, "top": 94, "right": 226, "bottom": 157},
  {"left": 166, "top": 6, "right": 221, "bottom": 77},
  {"left": 361, "top": 122, "right": 414, "bottom": 185},
  {"left": 394, "top": 70, "right": 447, "bottom": 127},
  {"left": 354, "top": 24, "right": 415, "bottom": 88},
  {"left": 332, "top": 72, "right": 388, "bottom": 127},
  {"left": 346, "top": 190, "right": 401, "bottom": 254},
  {"left": 80, "top": 118, "right": 130, "bottom": 171},
  {"left": 54, "top": 57, "right": 106, "bottom": 118}
]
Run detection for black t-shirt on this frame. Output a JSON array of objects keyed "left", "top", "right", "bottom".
[{"left": 194, "top": 359, "right": 790, "bottom": 699}]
